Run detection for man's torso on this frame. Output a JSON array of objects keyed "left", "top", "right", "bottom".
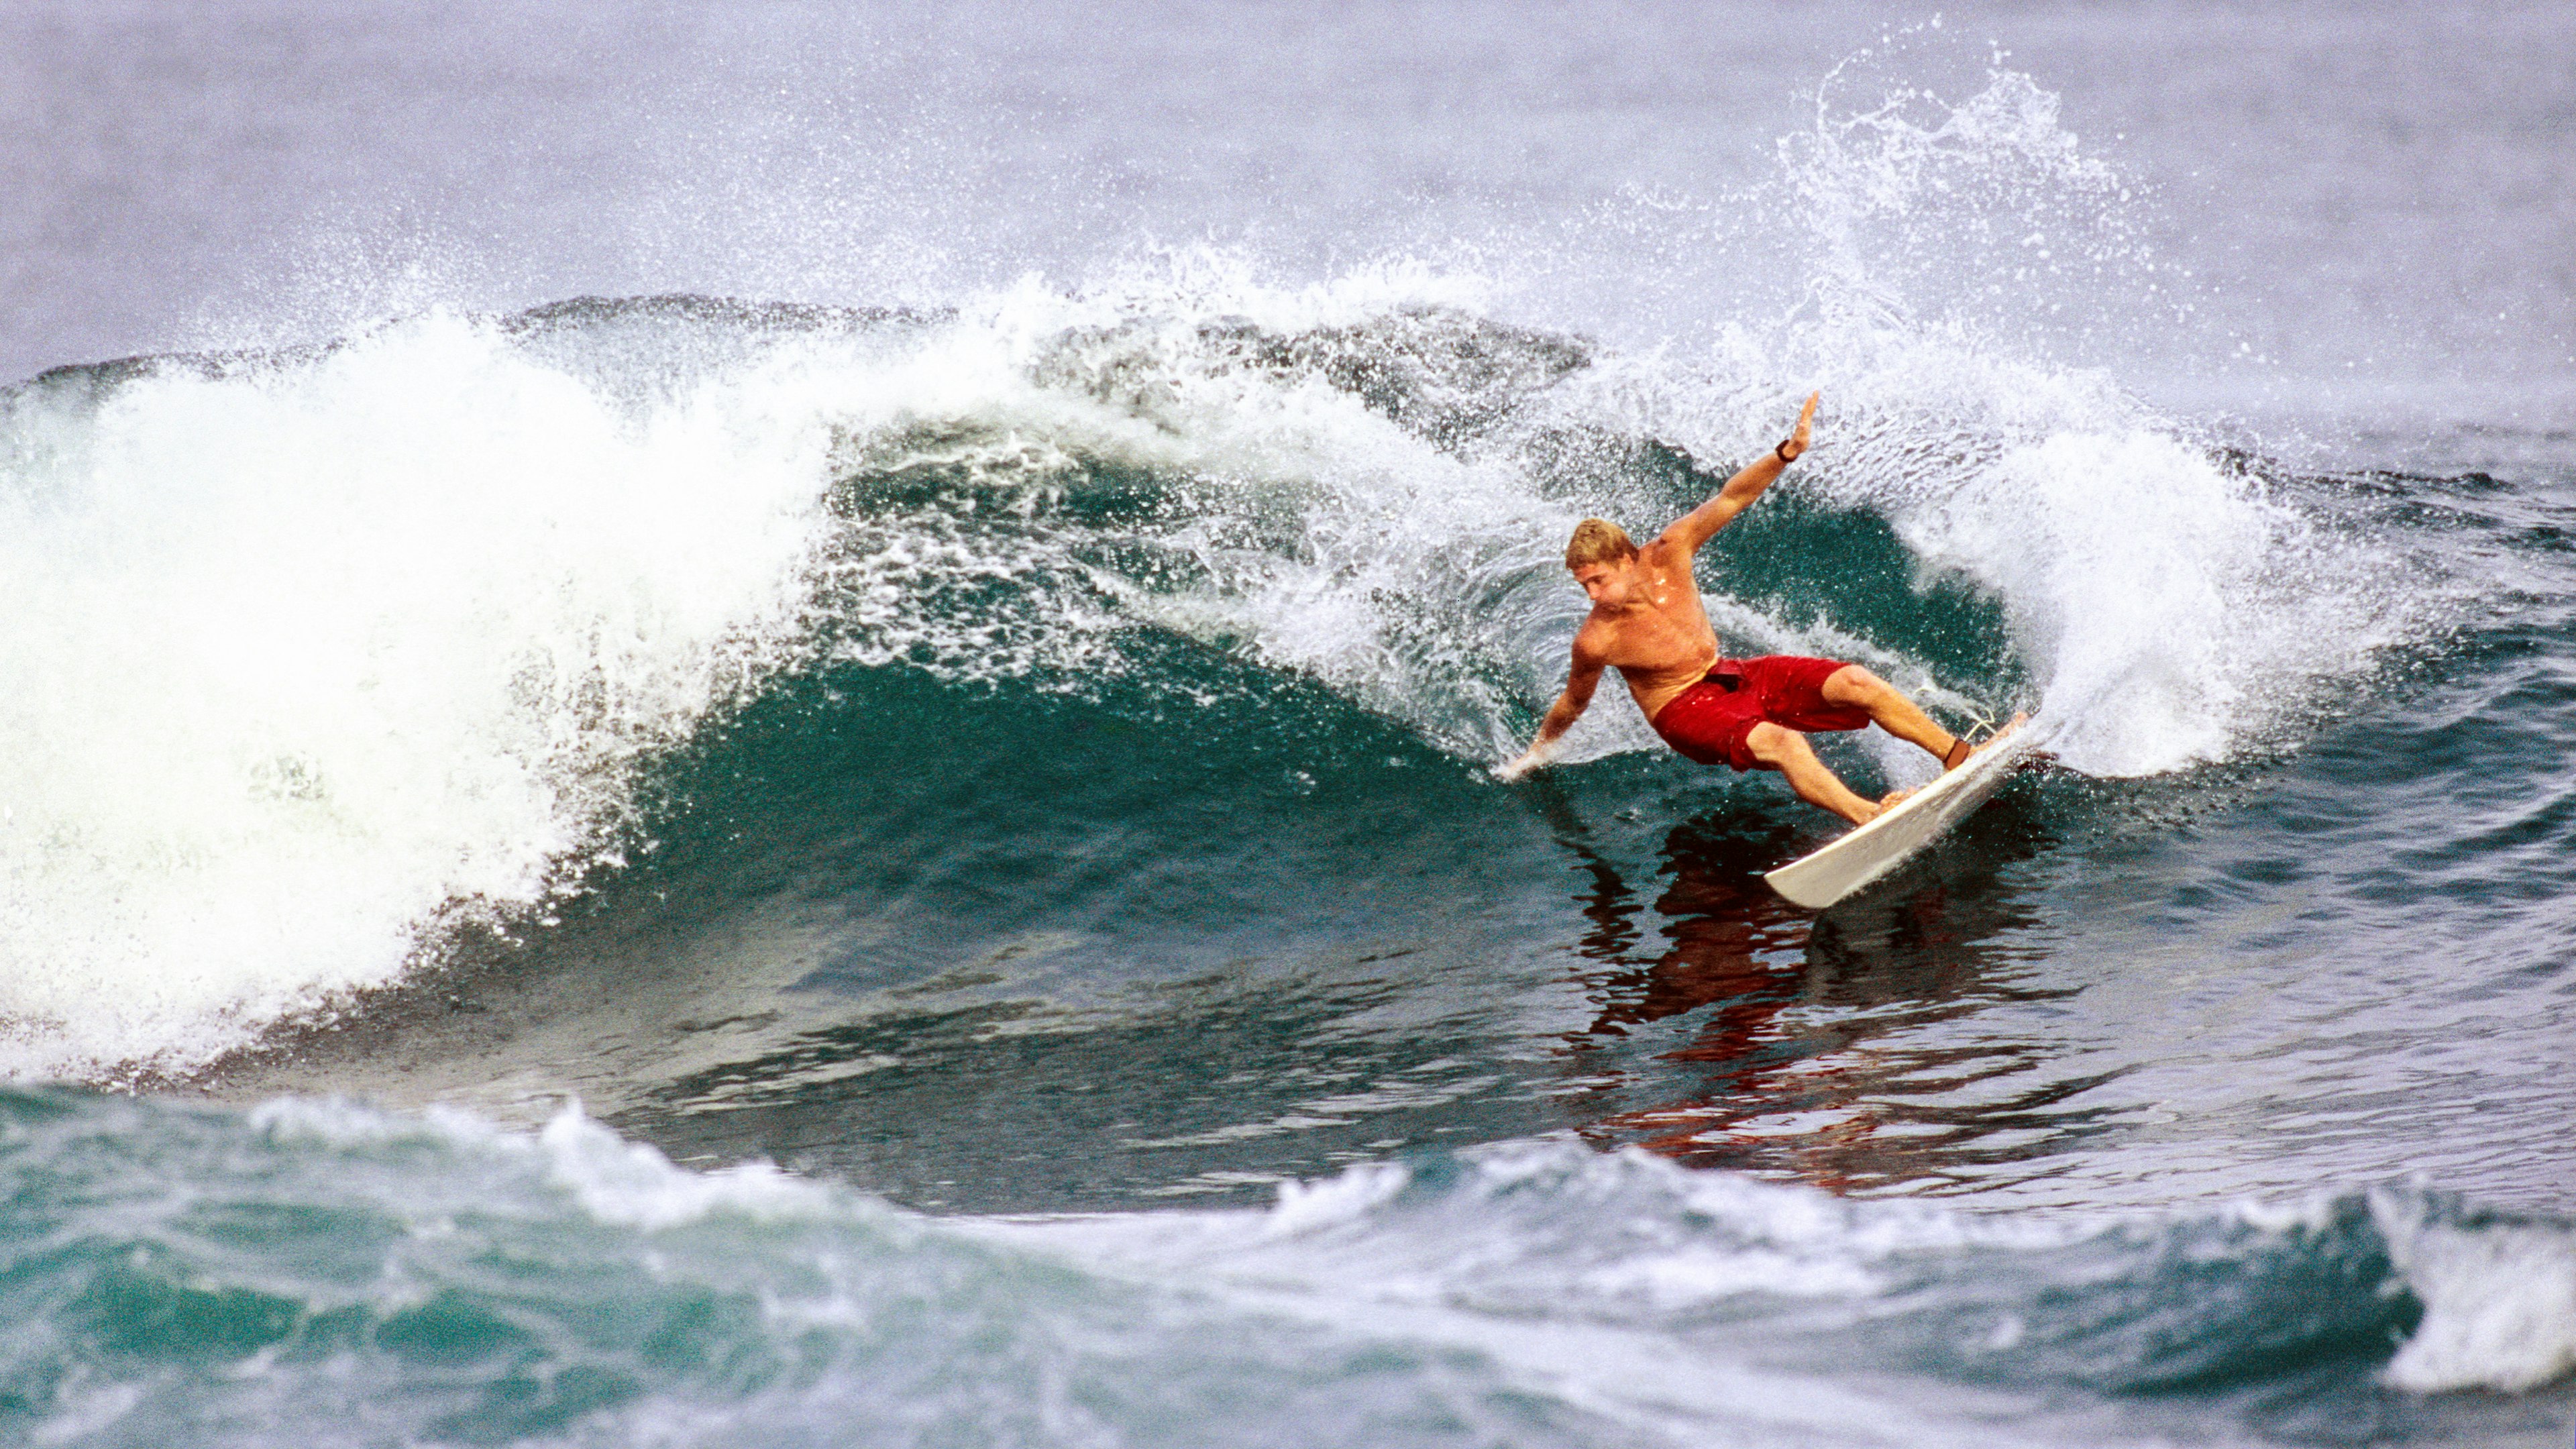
[{"left": 1578, "top": 541, "right": 1723, "bottom": 722}]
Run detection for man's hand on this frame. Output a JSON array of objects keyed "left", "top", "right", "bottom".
[
  {"left": 1663, "top": 390, "right": 1822, "bottom": 555},
  {"left": 1503, "top": 659, "right": 1603, "bottom": 780},
  {"left": 1778, "top": 390, "right": 1819, "bottom": 462}
]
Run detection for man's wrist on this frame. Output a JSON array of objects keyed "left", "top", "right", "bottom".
[{"left": 1774, "top": 439, "right": 1798, "bottom": 464}]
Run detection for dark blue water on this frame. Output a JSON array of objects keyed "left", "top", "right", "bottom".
[{"left": 2, "top": 3, "right": 2571, "bottom": 1444}]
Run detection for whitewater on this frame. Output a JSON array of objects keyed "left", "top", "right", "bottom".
[{"left": 1, "top": 2, "right": 2571, "bottom": 1444}]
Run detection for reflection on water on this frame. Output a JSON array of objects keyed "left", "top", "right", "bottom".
[{"left": 1550, "top": 791, "right": 2132, "bottom": 1195}]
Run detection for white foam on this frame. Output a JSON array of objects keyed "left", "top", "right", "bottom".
[
  {"left": 1792, "top": 78, "right": 2414, "bottom": 779},
  {"left": 2375, "top": 1190, "right": 2576, "bottom": 1394},
  {"left": 530, "top": 1105, "right": 836, "bottom": 1230},
  {"left": 1904, "top": 423, "right": 2368, "bottom": 775},
  {"left": 250, "top": 1094, "right": 840, "bottom": 1230},
  {"left": 0, "top": 311, "right": 834, "bottom": 1077},
  {"left": 1267, "top": 1159, "right": 1411, "bottom": 1237}
]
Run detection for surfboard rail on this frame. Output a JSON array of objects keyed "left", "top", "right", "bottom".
[{"left": 1763, "top": 719, "right": 2042, "bottom": 909}]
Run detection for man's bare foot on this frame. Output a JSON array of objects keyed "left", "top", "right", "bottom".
[{"left": 1941, "top": 712, "right": 2031, "bottom": 771}]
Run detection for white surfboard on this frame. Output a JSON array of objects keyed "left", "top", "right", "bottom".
[{"left": 1764, "top": 719, "right": 2042, "bottom": 910}]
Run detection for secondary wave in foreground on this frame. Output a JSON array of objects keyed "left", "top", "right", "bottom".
[{"left": 0, "top": 1091, "right": 2567, "bottom": 1448}]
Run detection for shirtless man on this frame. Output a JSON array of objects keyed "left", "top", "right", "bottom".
[{"left": 1501, "top": 392, "right": 1994, "bottom": 825}]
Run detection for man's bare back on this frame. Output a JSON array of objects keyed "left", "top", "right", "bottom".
[{"left": 1502, "top": 393, "right": 2011, "bottom": 826}]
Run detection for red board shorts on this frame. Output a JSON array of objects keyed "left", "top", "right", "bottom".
[{"left": 1650, "top": 655, "right": 1872, "bottom": 772}]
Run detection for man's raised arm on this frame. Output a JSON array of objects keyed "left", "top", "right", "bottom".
[
  {"left": 1498, "top": 642, "right": 1607, "bottom": 780},
  {"left": 1656, "top": 391, "right": 1819, "bottom": 557}
]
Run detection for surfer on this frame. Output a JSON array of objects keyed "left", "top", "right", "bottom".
[{"left": 1500, "top": 392, "right": 2006, "bottom": 824}]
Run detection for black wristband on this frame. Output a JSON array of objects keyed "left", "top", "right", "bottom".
[{"left": 1774, "top": 440, "right": 1796, "bottom": 464}]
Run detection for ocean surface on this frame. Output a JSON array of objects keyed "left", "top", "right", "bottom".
[{"left": 3, "top": 2, "right": 2573, "bottom": 1444}]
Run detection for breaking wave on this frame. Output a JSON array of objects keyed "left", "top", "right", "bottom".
[{"left": 0, "top": 72, "right": 2428, "bottom": 1078}]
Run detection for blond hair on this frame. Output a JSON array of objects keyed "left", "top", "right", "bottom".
[{"left": 1564, "top": 518, "right": 1638, "bottom": 570}]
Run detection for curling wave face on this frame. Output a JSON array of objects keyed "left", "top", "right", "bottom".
[{"left": 0, "top": 262, "right": 2424, "bottom": 1079}]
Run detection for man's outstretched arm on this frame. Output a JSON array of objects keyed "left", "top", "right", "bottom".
[
  {"left": 1499, "top": 645, "right": 1607, "bottom": 779},
  {"left": 1657, "top": 390, "right": 1819, "bottom": 557}
]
